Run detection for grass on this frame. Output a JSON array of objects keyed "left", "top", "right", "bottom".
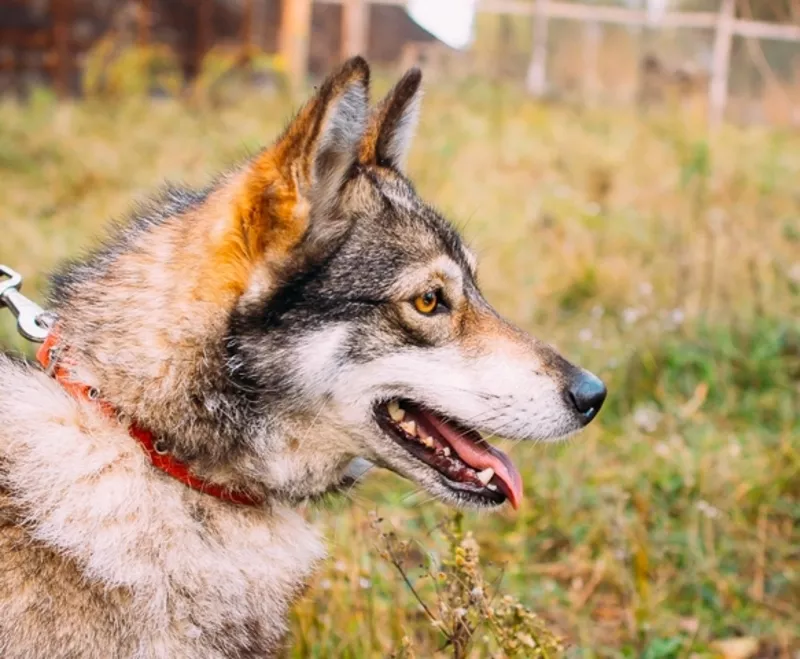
[{"left": 0, "top": 77, "right": 798, "bottom": 658}]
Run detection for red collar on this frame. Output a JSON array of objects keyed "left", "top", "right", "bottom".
[{"left": 36, "top": 331, "right": 263, "bottom": 507}]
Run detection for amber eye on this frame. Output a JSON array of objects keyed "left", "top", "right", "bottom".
[{"left": 413, "top": 290, "right": 439, "bottom": 315}]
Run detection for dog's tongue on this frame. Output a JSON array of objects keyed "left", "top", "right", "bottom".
[{"left": 425, "top": 414, "right": 523, "bottom": 510}]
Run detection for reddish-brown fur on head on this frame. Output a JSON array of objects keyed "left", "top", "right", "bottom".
[
  {"left": 46, "top": 57, "right": 372, "bottom": 490},
  {"left": 218, "top": 56, "right": 371, "bottom": 299}
]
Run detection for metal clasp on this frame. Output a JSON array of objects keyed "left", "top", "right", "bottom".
[{"left": 0, "top": 265, "right": 54, "bottom": 343}]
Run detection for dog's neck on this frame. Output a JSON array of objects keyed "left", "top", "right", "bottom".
[
  {"left": 48, "top": 162, "right": 364, "bottom": 504},
  {"left": 48, "top": 182, "right": 293, "bottom": 497}
]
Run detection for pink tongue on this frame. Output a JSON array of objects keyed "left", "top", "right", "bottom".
[{"left": 424, "top": 413, "right": 523, "bottom": 510}]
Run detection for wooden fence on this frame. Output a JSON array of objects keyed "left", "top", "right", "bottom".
[
  {"left": 2, "top": 0, "right": 798, "bottom": 125},
  {"left": 0, "top": 0, "right": 427, "bottom": 97},
  {"left": 0, "top": 0, "right": 262, "bottom": 95},
  {"left": 302, "top": 0, "right": 800, "bottom": 126}
]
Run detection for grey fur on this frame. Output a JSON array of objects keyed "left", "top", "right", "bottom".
[{"left": 0, "top": 58, "right": 604, "bottom": 658}]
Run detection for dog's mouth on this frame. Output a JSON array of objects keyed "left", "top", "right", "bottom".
[{"left": 374, "top": 399, "right": 523, "bottom": 509}]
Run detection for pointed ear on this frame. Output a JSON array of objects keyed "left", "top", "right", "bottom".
[
  {"left": 231, "top": 56, "right": 370, "bottom": 268},
  {"left": 359, "top": 68, "right": 422, "bottom": 171},
  {"left": 285, "top": 56, "right": 371, "bottom": 206}
]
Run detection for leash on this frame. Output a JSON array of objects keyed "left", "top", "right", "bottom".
[
  {"left": 0, "top": 265, "right": 262, "bottom": 507},
  {"left": 0, "top": 265, "right": 54, "bottom": 342}
]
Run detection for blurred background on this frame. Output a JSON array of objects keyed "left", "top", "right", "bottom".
[{"left": 0, "top": 0, "right": 798, "bottom": 657}]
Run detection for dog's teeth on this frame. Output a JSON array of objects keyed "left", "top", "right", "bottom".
[
  {"left": 387, "top": 400, "right": 405, "bottom": 422},
  {"left": 487, "top": 484, "right": 498, "bottom": 491},
  {"left": 476, "top": 468, "right": 495, "bottom": 485},
  {"left": 418, "top": 430, "right": 434, "bottom": 448},
  {"left": 442, "top": 446, "right": 451, "bottom": 457},
  {"left": 400, "top": 420, "right": 417, "bottom": 436}
]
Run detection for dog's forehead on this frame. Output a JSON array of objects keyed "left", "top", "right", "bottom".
[
  {"left": 376, "top": 175, "right": 420, "bottom": 213},
  {"left": 359, "top": 173, "right": 477, "bottom": 274}
]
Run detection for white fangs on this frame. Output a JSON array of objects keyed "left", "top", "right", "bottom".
[
  {"left": 418, "top": 427, "right": 434, "bottom": 448},
  {"left": 399, "top": 420, "right": 417, "bottom": 436},
  {"left": 389, "top": 404, "right": 434, "bottom": 449},
  {"left": 477, "top": 468, "right": 495, "bottom": 485},
  {"left": 388, "top": 400, "right": 405, "bottom": 422},
  {"left": 392, "top": 409, "right": 436, "bottom": 450}
]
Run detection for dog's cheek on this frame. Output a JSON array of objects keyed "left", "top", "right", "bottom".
[{"left": 288, "top": 324, "right": 351, "bottom": 399}]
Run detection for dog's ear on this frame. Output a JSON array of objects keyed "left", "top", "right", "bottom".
[
  {"left": 230, "top": 56, "right": 370, "bottom": 271},
  {"left": 359, "top": 68, "right": 422, "bottom": 171}
]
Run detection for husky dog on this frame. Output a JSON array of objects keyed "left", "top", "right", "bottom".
[{"left": 0, "top": 58, "right": 605, "bottom": 657}]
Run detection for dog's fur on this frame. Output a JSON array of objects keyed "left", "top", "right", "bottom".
[{"left": 0, "top": 58, "right": 604, "bottom": 658}]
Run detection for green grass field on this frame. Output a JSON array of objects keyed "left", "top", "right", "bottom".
[{"left": 1, "top": 79, "right": 798, "bottom": 658}]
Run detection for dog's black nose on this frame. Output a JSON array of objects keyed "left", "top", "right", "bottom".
[{"left": 567, "top": 371, "right": 606, "bottom": 421}]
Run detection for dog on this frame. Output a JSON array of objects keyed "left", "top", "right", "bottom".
[{"left": 0, "top": 57, "right": 606, "bottom": 658}]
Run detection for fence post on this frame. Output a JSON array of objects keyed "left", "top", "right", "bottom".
[
  {"left": 252, "top": 0, "right": 268, "bottom": 51},
  {"left": 583, "top": 19, "right": 601, "bottom": 106},
  {"left": 709, "top": 0, "right": 735, "bottom": 126},
  {"left": 196, "top": 0, "right": 213, "bottom": 75},
  {"left": 341, "top": 0, "right": 368, "bottom": 60},
  {"left": 137, "top": 0, "right": 151, "bottom": 46},
  {"left": 242, "top": 0, "right": 255, "bottom": 52},
  {"left": 280, "top": 0, "right": 312, "bottom": 94},
  {"left": 52, "top": 0, "right": 72, "bottom": 98},
  {"left": 526, "top": 0, "right": 549, "bottom": 97}
]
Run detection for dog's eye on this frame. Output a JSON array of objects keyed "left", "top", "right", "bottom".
[{"left": 413, "top": 291, "right": 440, "bottom": 315}]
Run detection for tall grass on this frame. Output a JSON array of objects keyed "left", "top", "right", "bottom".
[{"left": 0, "top": 78, "right": 797, "bottom": 657}]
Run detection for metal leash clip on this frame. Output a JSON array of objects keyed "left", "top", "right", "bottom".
[{"left": 0, "top": 265, "right": 54, "bottom": 343}]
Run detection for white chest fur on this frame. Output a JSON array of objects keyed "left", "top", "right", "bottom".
[{"left": 0, "top": 358, "right": 325, "bottom": 655}]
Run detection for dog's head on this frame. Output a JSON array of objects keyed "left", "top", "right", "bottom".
[{"left": 221, "top": 58, "right": 606, "bottom": 509}]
